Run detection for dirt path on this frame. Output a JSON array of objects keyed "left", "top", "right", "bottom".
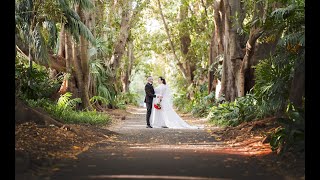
[{"left": 41, "top": 106, "right": 289, "bottom": 180}]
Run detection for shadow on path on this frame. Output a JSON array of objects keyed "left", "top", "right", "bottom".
[{"left": 47, "top": 106, "right": 286, "bottom": 180}]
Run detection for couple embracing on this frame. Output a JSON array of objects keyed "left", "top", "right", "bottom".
[{"left": 144, "top": 76, "right": 199, "bottom": 129}]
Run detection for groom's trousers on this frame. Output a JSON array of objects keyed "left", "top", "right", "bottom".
[{"left": 146, "top": 102, "right": 152, "bottom": 126}]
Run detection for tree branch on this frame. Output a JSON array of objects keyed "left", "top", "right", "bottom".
[{"left": 157, "top": 0, "right": 187, "bottom": 77}]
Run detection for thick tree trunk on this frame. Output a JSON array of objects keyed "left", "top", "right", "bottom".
[
  {"left": 71, "top": 6, "right": 89, "bottom": 109},
  {"left": 72, "top": 36, "right": 82, "bottom": 98},
  {"left": 179, "top": 1, "right": 194, "bottom": 84},
  {"left": 78, "top": 6, "right": 93, "bottom": 110},
  {"left": 245, "top": 37, "right": 279, "bottom": 93},
  {"left": 65, "top": 31, "right": 73, "bottom": 89},
  {"left": 121, "top": 41, "right": 134, "bottom": 93},
  {"left": 219, "top": 0, "right": 244, "bottom": 101},
  {"left": 239, "top": 28, "right": 263, "bottom": 96},
  {"left": 28, "top": 44, "right": 33, "bottom": 85},
  {"left": 209, "top": 0, "right": 225, "bottom": 94},
  {"left": 58, "top": 25, "right": 65, "bottom": 57},
  {"left": 289, "top": 58, "right": 305, "bottom": 108},
  {"left": 57, "top": 25, "right": 69, "bottom": 96},
  {"left": 208, "top": 34, "right": 215, "bottom": 93},
  {"left": 109, "top": 0, "right": 131, "bottom": 73}
]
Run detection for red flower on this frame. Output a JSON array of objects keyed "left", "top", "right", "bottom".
[{"left": 154, "top": 99, "right": 162, "bottom": 110}]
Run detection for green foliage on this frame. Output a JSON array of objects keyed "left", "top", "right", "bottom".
[
  {"left": 16, "top": 0, "right": 96, "bottom": 69},
  {"left": 115, "top": 92, "right": 140, "bottom": 109},
  {"left": 15, "top": 55, "right": 61, "bottom": 100},
  {"left": 58, "top": 0, "right": 95, "bottom": 44},
  {"left": 270, "top": 1, "right": 305, "bottom": 50},
  {"left": 90, "top": 96, "right": 109, "bottom": 106},
  {"left": 57, "top": 92, "right": 82, "bottom": 111},
  {"left": 208, "top": 93, "right": 258, "bottom": 127},
  {"left": 89, "top": 58, "right": 117, "bottom": 107},
  {"left": 270, "top": 102, "right": 305, "bottom": 154},
  {"left": 207, "top": 47, "right": 299, "bottom": 127},
  {"left": 173, "top": 83, "right": 216, "bottom": 117},
  {"left": 191, "top": 91, "right": 215, "bottom": 117},
  {"left": 173, "top": 94, "right": 193, "bottom": 112},
  {"left": 270, "top": 127, "right": 286, "bottom": 151},
  {"left": 16, "top": 0, "right": 61, "bottom": 64},
  {"left": 253, "top": 51, "right": 295, "bottom": 117},
  {"left": 26, "top": 98, "right": 110, "bottom": 125}
]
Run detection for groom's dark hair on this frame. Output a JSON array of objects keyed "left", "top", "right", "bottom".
[{"left": 159, "top": 77, "right": 166, "bottom": 85}]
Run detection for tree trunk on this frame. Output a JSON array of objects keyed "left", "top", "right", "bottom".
[
  {"left": 71, "top": 6, "right": 88, "bottom": 109},
  {"left": 121, "top": 40, "right": 134, "bottom": 93},
  {"left": 57, "top": 24, "right": 69, "bottom": 96},
  {"left": 62, "top": 30, "right": 78, "bottom": 97},
  {"left": 28, "top": 44, "right": 33, "bottom": 85},
  {"left": 239, "top": 27, "right": 263, "bottom": 96},
  {"left": 58, "top": 25, "right": 65, "bottom": 57},
  {"left": 209, "top": 0, "right": 225, "bottom": 94},
  {"left": 245, "top": 37, "right": 279, "bottom": 93},
  {"left": 208, "top": 33, "right": 214, "bottom": 93},
  {"left": 16, "top": 35, "right": 66, "bottom": 72},
  {"left": 78, "top": 6, "right": 93, "bottom": 110},
  {"left": 289, "top": 58, "right": 305, "bottom": 108},
  {"left": 219, "top": 0, "right": 244, "bottom": 101},
  {"left": 157, "top": 0, "right": 187, "bottom": 79},
  {"left": 179, "top": 0, "right": 195, "bottom": 85},
  {"left": 109, "top": 0, "right": 131, "bottom": 73}
]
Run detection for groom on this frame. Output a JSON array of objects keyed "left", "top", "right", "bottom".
[{"left": 144, "top": 76, "right": 157, "bottom": 128}]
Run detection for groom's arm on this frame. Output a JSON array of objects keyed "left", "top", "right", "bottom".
[{"left": 145, "top": 85, "right": 156, "bottom": 98}]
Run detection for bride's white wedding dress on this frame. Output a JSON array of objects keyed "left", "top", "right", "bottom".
[{"left": 150, "top": 84, "right": 199, "bottom": 129}]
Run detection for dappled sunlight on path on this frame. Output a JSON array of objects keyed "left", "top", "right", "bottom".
[
  {"left": 87, "top": 174, "right": 231, "bottom": 179},
  {"left": 48, "top": 105, "right": 286, "bottom": 180},
  {"left": 109, "top": 105, "right": 273, "bottom": 156}
]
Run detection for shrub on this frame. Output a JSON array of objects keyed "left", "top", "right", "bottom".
[{"left": 15, "top": 56, "right": 61, "bottom": 100}]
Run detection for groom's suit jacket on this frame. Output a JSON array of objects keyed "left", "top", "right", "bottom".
[{"left": 144, "top": 83, "right": 156, "bottom": 103}]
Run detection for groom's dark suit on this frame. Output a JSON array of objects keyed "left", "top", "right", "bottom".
[{"left": 144, "top": 82, "right": 156, "bottom": 127}]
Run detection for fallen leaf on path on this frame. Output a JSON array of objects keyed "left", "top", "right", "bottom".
[{"left": 73, "top": 146, "right": 81, "bottom": 150}]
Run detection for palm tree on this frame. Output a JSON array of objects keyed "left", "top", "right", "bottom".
[{"left": 16, "top": 0, "right": 96, "bottom": 110}]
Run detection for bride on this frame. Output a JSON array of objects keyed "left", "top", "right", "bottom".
[{"left": 150, "top": 77, "right": 199, "bottom": 129}]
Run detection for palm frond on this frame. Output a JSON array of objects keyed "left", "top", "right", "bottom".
[
  {"left": 57, "top": 92, "right": 72, "bottom": 108},
  {"left": 70, "top": 0, "right": 94, "bottom": 10},
  {"left": 278, "top": 30, "right": 305, "bottom": 47},
  {"left": 58, "top": 0, "right": 96, "bottom": 45},
  {"left": 90, "top": 96, "right": 109, "bottom": 105},
  {"left": 90, "top": 58, "right": 105, "bottom": 75},
  {"left": 89, "top": 37, "right": 109, "bottom": 58},
  {"left": 271, "top": 4, "right": 296, "bottom": 20},
  {"left": 15, "top": 0, "right": 32, "bottom": 42},
  {"left": 43, "top": 21, "right": 58, "bottom": 49},
  {"left": 15, "top": 0, "right": 33, "bottom": 23},
  {"left": 57, "top": 92, "right": 81, "bottom": 110},
  {"left": 97, "top": 85, "right": 113, "bottom": 101},
  {"left": 89, "top": 47, "right": 98, "bottom": 58},
  {"left": 66, "top": 98, "right": 82, "bottom": 109},
  {"left": 32, "top": 25, "right": 49, "bottom": 64},
  {"left": 65, "top": 11, "right": 95, "bottom": 44}
]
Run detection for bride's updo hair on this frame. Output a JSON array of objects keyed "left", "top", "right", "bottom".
[{"left": 159, "top": 77, "right": 166, "bottom": 85}]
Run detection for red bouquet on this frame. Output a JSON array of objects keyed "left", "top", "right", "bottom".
[{"left": 154, "top": 99, "right": 162, "bottom": 110}]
